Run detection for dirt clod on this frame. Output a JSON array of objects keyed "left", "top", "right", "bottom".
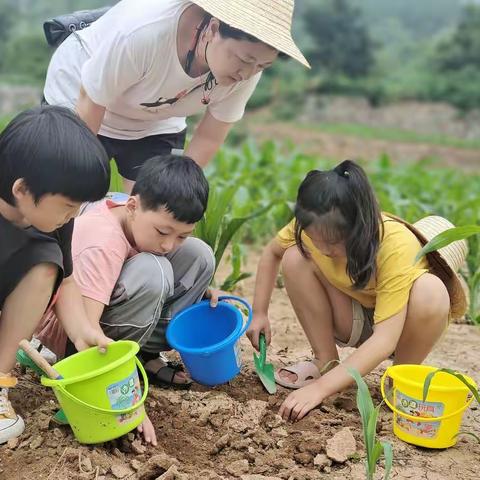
[
  {"left": 111, "top": 463, "right": 133, "bottom": 479},
  {"left": 226, "top": 459, "right": 250, "bottom": 477},
  {"left": 326, "top": 427, "right": 357, "bottom": 463}
]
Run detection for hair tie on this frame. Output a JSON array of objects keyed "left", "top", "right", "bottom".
[{"left": 333, "top": 164, "right": 350, "bottom": 179}]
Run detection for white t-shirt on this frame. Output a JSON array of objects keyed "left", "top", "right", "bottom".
[{"left": 44, "top": 0, "right": 261, "bottom": 140}]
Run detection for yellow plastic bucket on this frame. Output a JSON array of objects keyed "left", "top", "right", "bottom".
[
  {"left": 381, "top": 365, "right": 476, "bottom": 449},
  {"left": 41, "top": 341, "right": 148, "bottom": 444}
]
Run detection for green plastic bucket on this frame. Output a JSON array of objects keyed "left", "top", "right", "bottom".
[{"left": 41, "top": 340, "right": 148, "bottom": 444}]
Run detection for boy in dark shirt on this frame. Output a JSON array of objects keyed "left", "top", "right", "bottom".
[{"left": 0, "top": 106, "right": 111, "bottom": 443}]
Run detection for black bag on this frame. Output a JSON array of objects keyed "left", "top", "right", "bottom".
[{"left": 43, "top": 6, "right": 111, "bottom": 47}]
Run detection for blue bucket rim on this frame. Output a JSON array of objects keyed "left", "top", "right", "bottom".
[{"left": 167, "top": 296, "right": 252, "bottom": 355}]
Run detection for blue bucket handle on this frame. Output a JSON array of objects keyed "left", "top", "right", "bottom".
[
  {"left": 217, "top": 295, "right": 252, "bottom": 338},
  {"left": 52, "top": 357, "right": 149, "bottom": 415}
]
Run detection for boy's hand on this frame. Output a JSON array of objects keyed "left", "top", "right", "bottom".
[
  {"left": 247, "top": 312, "right": 271, "bottom": 351},
  {"left": 204, "top": 288, "right": 228, "bottom": 308},
  {"left": 72, "top": 326, "right": 112, "bottom": 354},
  {"left": 137, "top": 412, "right": 157, "bottom": 446},
  {"left": 279, "top": 381, "right": 326, "bottom": 422}
]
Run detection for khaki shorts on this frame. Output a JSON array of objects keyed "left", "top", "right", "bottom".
[{"left": 335, "top": 300, "right": 375, "bottom": 348}]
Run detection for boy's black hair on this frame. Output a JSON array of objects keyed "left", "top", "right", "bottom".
[
  {"left": 294, "top": 160, "right": 383, "bottom": 289},
  {"left": 132, "top": 155, "right": 209, "bottom": 224},
  {"left": 0, "top": 105, "right": 110, "bottom": 205}
]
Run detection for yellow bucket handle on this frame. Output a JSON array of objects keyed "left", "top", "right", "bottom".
[
  {"left": 55, "top": 358, "right": 149, "bottom": 415},
  {"left": 380, "top": 370, "right": 474, "bottom": 423}
]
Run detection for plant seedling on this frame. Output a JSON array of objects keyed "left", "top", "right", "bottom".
[{"left": 349, "top": 368, "right": 393, "bottom": 480}]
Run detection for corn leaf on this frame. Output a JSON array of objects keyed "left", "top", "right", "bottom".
[
  {"left": 381, "top": 441, "right": 393, "bottom": 480},
  {"left": 366, "top": 407, "right": 379, "bottom": 471},
  {"left": 348, "top": 369, "right": 375, "bottom": 460},
  {"left": 214, "top": 202, "right": 275, "bottom": 268},
  {"left": 415, "top": 226, "right": 480, "bottom": 263},
  {"left": 423, "top": 368, "right": 480, "bottom": 403},
  {"left": 370, "top": 440, "right": 383, "bottom": 472},
  {"left": 454, "top": 431, "right": 480, "bottom": 443}
]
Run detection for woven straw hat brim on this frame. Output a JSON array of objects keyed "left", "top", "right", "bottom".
[
  {"left": 190, "top": 0, "right": 310, "bottom": 68},
  {"left": 386, "top": 214, "right": 469, "bottom": 319}
]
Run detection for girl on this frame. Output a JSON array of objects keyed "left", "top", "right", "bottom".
[
  {"left": 43, "top": 0, "right": 309, "bottom": 192},
  {"left": 247, "top": 160, "right": 467, "bottom": 422}
]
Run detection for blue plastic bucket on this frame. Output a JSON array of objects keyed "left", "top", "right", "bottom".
[{"left": 166, "top": 296, "right": 252, "bottom": 386}]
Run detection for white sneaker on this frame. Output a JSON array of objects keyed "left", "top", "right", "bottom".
[
  {"left": 0, "top": 387, "right": 25, "bottom": 444},
  {"left": 30, "top": 338, "right": 57, "bottom": 365}
]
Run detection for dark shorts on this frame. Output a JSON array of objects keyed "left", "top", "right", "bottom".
[
  {"left": 0, "top": 240, "right": 65, "bottom": 309},
  {"left": 99, "top": 130, "right": 187, "bottom": 181}
]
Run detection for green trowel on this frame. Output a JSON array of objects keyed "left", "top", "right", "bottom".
[
  {"left": 16, "top": 345, "right": 69, "bottom": 425},
  {"left": 253, "top": 334, "right": 277, "bottom": 394}
]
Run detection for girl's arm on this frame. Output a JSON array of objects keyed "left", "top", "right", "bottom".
[
  {"left": 185, "top": 111, "right": 233, "bottom": 167},
  {"left": 76, "top": 86, "right": 106, "bottom": 135},
  {"left": 279, "top": 305, "right": 407, "bottom": 421},
  {"left": 247, "top": 239, "right": 286, "bottom": 350}
]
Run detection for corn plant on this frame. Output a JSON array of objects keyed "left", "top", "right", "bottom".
[
  {"left": 220, "top": 243, "right": 252, "bottom": 292},
  {"left": 348, "top": 368, "right": 393, "bottom": 480},
  {"left": 194, "top": 181, "right": 274, "bottom": 289}
]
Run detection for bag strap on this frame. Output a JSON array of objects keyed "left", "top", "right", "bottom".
[{"left": 43, "top": 6, "right": 111, "bottom": 47}]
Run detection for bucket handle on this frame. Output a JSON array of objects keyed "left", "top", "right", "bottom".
[
  {"left": 380, "top": 370, "right": 474, "bottom": 423},
  {"left": 54, "top": 357, "right": 149, "bottom": 415},
  {"left": 217, "top": 295, "right": 252, "bottom": 338}
]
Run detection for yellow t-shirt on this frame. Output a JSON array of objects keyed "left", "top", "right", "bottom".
[{"left": 276, "top": 215, "right": 429, "bottom": 324}]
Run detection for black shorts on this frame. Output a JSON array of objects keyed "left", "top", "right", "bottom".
[{"left": 99, "top": 130, "right": 187, "bottom": 181}]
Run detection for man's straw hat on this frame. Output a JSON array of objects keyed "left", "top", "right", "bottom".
[
  {"left": 389, "top": 215, "right": 469, "bottom": 320},
  {"left": 190, "top": 0, "right": 310, "bottom": 68}
]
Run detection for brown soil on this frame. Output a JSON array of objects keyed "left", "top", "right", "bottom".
[
  {"left": 243, "top": 119, "right": 480, "bottom": 171},
  {"left": 1, "top": 252, "right": 479, "bottom": 480}
]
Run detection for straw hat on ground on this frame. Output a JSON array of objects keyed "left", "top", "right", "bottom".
[
  {"left": 388, "top": 214, "right": 469, "bottom": 320},
  {"left": 190, "top": 0, "right": 310, "bottom": 68}
]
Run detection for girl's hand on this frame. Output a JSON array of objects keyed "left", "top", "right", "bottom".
[
  {"left": 137, "top": 412, "right": 157, "bottom": 446},
  {"left": 72, "top": 326, "right": 112, "bottom": 354},
  {"left": 247, "top": 312, "right": 272, "bottom": 351},
  {"left": 279, "top": 381, "right": 326, "bottom": 422}
]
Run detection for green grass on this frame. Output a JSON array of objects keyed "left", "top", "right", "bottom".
[{"left": 310, "top": 122, "right": 480, "bottom": 150}]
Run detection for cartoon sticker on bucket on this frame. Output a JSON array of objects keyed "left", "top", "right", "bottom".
[
  {"left": 395, "top": 391, "right": 444, "bottom": 439},
  {"left": 107, "top": 369, "right": 143, "bottom": 424}
]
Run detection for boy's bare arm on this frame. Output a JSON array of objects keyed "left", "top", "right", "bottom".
[
  {"left": 54, "top": 275, "right": 111, "bottom": 352},
  {"left": 82, "top": 297, "right": 106, "bottom": 330}
]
